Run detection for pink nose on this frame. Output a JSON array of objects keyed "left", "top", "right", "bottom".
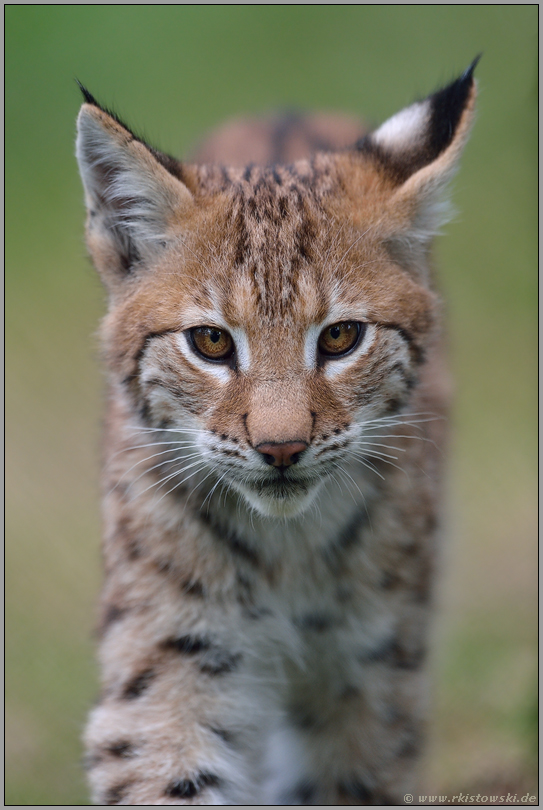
[{"left": 256, "top": 441, "right": 308, "bottom": 468}]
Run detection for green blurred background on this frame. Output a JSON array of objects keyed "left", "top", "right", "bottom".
[{"left": 6, "top": 6, "right": 537, "bottom": 805}]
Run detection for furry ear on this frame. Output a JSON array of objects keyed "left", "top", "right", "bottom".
[
  {"left": 358, "top": 57, "right": 479, "bottom": 260},
  {"left": 75, "top": 90, "right": 193, "bottom": 287}
]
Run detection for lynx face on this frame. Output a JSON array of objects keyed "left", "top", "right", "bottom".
[
  {"left": 119, "top": 202, "right": 435, "bottom": 517},
  {"left": 77, "top": 67, "right": 475, "bottom": 518}
]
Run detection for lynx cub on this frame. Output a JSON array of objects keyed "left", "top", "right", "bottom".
[{"left": 77, "top": 62, "right": 477, "bottom": 805}]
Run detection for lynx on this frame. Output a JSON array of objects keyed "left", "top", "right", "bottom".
[{"left": 77, "top": 60, "right": 477, "bottom": 805}]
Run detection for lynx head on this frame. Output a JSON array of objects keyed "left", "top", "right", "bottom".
[{"left": 76, "top": 63, "right": 476, "bottom": 518}]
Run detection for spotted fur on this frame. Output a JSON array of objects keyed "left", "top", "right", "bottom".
[{"left": 77, "top": 62, "right": 477, "bottom": 805}]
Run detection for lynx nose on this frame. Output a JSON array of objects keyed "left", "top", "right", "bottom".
[{"left": 256, "top": 441, "right": 308, "bottom": 468}]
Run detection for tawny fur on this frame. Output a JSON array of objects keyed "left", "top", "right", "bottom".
[{"left": 77, "top": 66, "right": 476, "bottom": 805}]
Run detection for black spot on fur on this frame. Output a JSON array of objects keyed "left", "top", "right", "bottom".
[
  {"left": 222, "top": 448, "right": 242, "bottom": 458},
  {"left": 359, "top": 637, "right": 426, "bottom": 670},
  {"left": 122, "top": 668, "right": 155, "bottom": 699},
  {"left": 166, "top": 779, "right": 198, "bottom": 799},
  {"left": 104, "top": 782, "right": 130, "bottom": 805},
  {"left": 106, "top": 740, "right": 136, "bottom": 758},
  {"left": 209, "top": 726, "right": 237, "bottom": 746},
  {"left": 182, "top": 579, "right": 205, "bottom": 597},
  {"left": 165, "top": 773, "right": 220, "bottom": 798},
  {"left": 162, "top": 635, "right": 211, "bottom": 655},
  {"left": 295, "top": 613, "right": 336, "bottom": 632},
  {"left": 100, "top": 604, "right": 126, "bottom": 633},
  {"left": 155, "top": 557, "right": 174, "bottom": 576},
  {"left": 161, "top": 635, "right": 241, "bottom": 675},
  {"left": 125, "top": 538, "right": 142, "bottom": 560},
  {"left": 200, "top": 651, "right": 242, "bottom": 676},
  {"left": 324, "top": 507, "right": 368, "bottom": 570},
  {"left": 199, "top": 511, "right": 260, "bottom": 567}
]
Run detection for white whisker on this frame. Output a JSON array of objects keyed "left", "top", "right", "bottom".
[
  {"left": 351, "top": 450, "right": 408, "bottom": 479},
  {"left": 129, "top": 457, "right": 208, "bottom": 503},
  {"left": 153, "top": 463, "right": 213, "bottom": 507},
  {"left": 107, "top": 447, "right": 199, "bottom": 491},
  {"left": 125, "top": 451, "right": 203, "bottom": 494}
]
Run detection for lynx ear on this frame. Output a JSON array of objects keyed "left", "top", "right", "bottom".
[
  {"left": 358, "top": 57, "right": 479, "bottom": 258},
  {"left": 76, "top": 90, "right": 193, "bottom": 286}
]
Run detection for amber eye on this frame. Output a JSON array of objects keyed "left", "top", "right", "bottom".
[
  {"left": 318, "top": 321, "right": 362, "bottom": 358},
  {"left": 189, "top": 327, "right": 235, "bottom": 362}
]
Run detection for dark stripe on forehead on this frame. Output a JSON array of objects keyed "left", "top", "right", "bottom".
[
  {"left": 228, "top": 167, "right": 328, "bottom": 317},
  {"left": 232, "top": 200, "right": 249, "bottom": 268}
]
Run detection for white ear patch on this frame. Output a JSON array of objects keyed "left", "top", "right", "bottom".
[{"left": 373, "top": 99, "right": 430, "bottom": 153}]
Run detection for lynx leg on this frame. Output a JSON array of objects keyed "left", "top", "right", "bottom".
[{"left": 84, "top": 614, "right": 269, "bottom": 805}]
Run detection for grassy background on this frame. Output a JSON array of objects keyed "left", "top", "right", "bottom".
[{"left": 6, "top": 6, "right": 537, "bottom": 805}]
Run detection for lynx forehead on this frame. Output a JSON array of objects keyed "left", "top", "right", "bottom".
[{"left": 77, "top": 60, "right": 477, "bottom": 805}]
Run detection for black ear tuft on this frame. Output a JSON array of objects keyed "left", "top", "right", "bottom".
[
  {"left": 425, "top": 55, "right": 481, "bottom": 164},
  {"left": 75, "top": 80, "right": 137, "bottom": 137},
  {"left": 75, "top": 80, "right": 183, "bottom": 182},
  {"left": 75, "top": 79, "right": 99, "bottom": 107}
]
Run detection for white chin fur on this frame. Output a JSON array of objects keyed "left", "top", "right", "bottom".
[{"left": 234, "top": 481, "right": 322, "bottom": 518}]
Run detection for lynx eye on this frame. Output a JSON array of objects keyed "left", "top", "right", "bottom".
[
  {"left": 318, "top": 321, "right": 363, "bottom": 358},
  {"left": 189, "top": 326, "right": 235, "bottom": 362}
]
